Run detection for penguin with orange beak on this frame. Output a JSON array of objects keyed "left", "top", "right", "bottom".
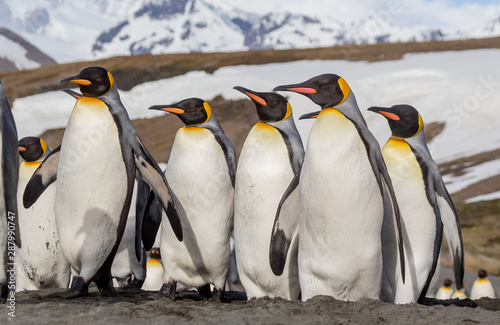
[
  {"left": 149, "top": 98, "right": 235, "bottom": 301},
  {"left": 233, "top": 87, "right": 303, "bottom": 300},
  {"left": 273, "top": 74, "right": 404, "bottom": 302},
  {"left": 23, "top": 66, "right": 184, "bottom": 298},
  {"left": 368, "top": 104, "right": 464, "bottom": 303}
]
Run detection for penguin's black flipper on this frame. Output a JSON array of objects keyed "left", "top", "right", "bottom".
[
  {"left": 269, "top": 171, "right": 300, "bottom": 276},
  {"left": 1, "top": 82, "right": 20, "bottom": 247},
  {"left": 134, "top": 174, "right": 150, "bottom": 261},
  {"left": 61, "top": 88, "right": 83, "bottom": 100},
  {"left": 141, "top": 192, "right": 162, "bottom": 251},
  {"left": 434, "top": 176, "right": 464, "bottom": 291},
  {"left": 132, "top": 137, "right": 183, "bottom": 241},
  {"left": 23, "top": 146, "right": 60, "bottom": 209}
]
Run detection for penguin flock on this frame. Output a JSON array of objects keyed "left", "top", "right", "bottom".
[{"left": 0, "top": 65, "right": 482, "bottom": 304}]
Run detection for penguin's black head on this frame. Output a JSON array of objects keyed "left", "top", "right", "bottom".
[
  {"left": 368, "top": 104, "right": 423, "bottom": 138},
  {"left": 443, "top": 279, "right": 452, "bottom": 287},
  {"left": 233, "top": 86, "right": 292, "bottom": 123},
  {"left": 59, "top": 66, "right": 114, "bottom": 97},
  {"left": 18, "top": 137, "right": 47, "bottom": 162},
  {"left": 274, "top": 74, "right": 351, "bottom": 109},
  {"left": 149, "top": 98, "right": 211, "bottom": 126},
  {"left": 478, "top": 269, "right": 487, "bottom": 278},
  {"left": 150, "top": 247, "right": 161, "bottom": 260}
]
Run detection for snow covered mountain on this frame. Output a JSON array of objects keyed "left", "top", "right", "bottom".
[
  {"left": 0, "top": 0, "right": 500, "bottom": 64},
  {"left": 0, "top": 28, "right": 55, "bottom": 71}
]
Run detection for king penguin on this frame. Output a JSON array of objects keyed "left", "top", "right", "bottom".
[
  {"left": 0, "top": 81, "right": 19, "bottom": 303},
  {"left": 61, "top": 87, "right": 148, "bottom": 290},
  {"left": 233, "top": 86, "right": 303, "bottom": 300},
  {"left": 149, "top": 98, "right": 235, "bottom": 301},
  {"left": 23, "top": 66, "right": 183, "bottom": 298},
  {"left": 273, "top": 74, "right": 404, "bottom": 302},
  {"left": 470, "top": 269, "right": 497, "bottom": 299},
  {"left": 368, "top": 104, "right": 464, "bottom": 303},
  {"left": 435, "top": 279, "right": 454, "bottom": 300},
  {"left": 16, "top": 137, "right": 71, "bottom": 291}
]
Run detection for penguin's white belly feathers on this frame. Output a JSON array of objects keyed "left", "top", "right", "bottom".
[
  {"left": 234, "top": 123, "right": 299, "bottom": 300},
  {"left": 161, "top": 127, "right": 233, "bottom": 289},
  {"left": 299, "top": 108, "right": 383, "bottom": 301},
  {"left": 470, "top": 279, "right": 497, "bottom": 299},
  {"left": 17, "top": 163, "right": 70, "bottom": 290},
  {"left": 56, "top": 98, "right": 128, "bottom": 278},
  {"left": 382, "top": 137, "right": 436, "bottom": 303}
]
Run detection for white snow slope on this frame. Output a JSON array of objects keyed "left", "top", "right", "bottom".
[{"left": 11, "top": 48, "right": 500, "bottom": 201}]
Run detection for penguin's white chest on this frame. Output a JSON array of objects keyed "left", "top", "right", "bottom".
[
  {"left": 56, "top": 98, "right": 128, "bottom": 270},
  {"left": 299, "top": 108, "right": 383, "bottom": 301},
  {"left": 234, "top": 122, "right": 298, "bottom": 299},
  {"left": 161, "top": 127, "right": 233, "bottom": 288}
]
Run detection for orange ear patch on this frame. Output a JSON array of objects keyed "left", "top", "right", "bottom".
[
  {"left": 379, "top": 111, "right": 400, "bottom": 121},
  {"left": 246, "top": 92, "right": 267, "bottom": 106}
]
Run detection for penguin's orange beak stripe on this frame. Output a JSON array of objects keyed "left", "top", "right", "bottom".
[
  {"left": 379, "top": 111, "right": 400, "bottom": 121},
  {"left": 161, "top": 108, "right": 185, "bottom": 114},
  {"left": 68, "top": 79, "right": 92, "bottom": 86},
  {"left": 18, "top": 147, "right": 26, "bottom": 152},
  {"left": 288, "top": 87, "right": 317, "bottom": 94},
  {"left": 246, "top": 92, "right": 267, "bottom": 106}
]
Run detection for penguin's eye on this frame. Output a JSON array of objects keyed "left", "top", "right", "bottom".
[
  {"left": 271, "top": 100, "right": 279, "bottom": 106},
  {"left": 321, "top": 84, "right": 329, "bottom": 89}
]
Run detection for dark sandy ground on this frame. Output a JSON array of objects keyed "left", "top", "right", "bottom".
[{"left": 2, "top": 269, "right": 500, "bottom": 325}]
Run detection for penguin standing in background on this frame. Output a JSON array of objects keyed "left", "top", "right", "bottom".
[
  {"left": 149, "top": 98, "right": 235, "bottom": 301},
  {"left": 435, "top": 279, "right": 454, "bottom": 300},
  {"left": 273, "top": 74, "right": 404, "bottom": 302},
  {"left": 16, "top": 137, "right": 71, "bottom": 291},
  {"left": 470, "top": 269, "right": 497, "bottom": 299},
  {"left": 233, "top": 86, "right": 303, "bottom": 300},
  {"left": 23, "top": 67, "right": 183, "bottom": 298},
  {"left": 369, "top": 104, "right": 464, "bottom": 304},
  {"left": 0, "top": 82, "right": 19, "bottom": 303},
  {"left": 141, "top": 247, "right": 164, "bottom": 291}
]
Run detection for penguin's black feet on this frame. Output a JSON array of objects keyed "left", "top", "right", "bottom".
[
  {"left": 160, "top": 280, "right": 177, "bottom": 300},
  {"left": 0, "top": 283, "right": 7, "bottom": 303},
  {"left": 198, "top": 284, "right": 213, "bottom": 300},
  {"left": 96, "top": 278, "right": 116, "bottom": 297},
  {"left": 65, "top": 276, "right": 89, "bottom": 299},
  {"left": 212, "top": 287, "right": 225, "bottom": 302}
]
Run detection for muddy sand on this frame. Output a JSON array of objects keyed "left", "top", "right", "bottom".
[{"left": 0, "top": 285, "right": 498, "bottom": 325}]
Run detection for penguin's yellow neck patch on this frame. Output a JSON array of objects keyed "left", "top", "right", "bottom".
[
  {"left": 386, "top": 137, "right": 409, "bottom": 149},
  {"left": 255, "top": 122, "right": 275, "bottom": 130},
  {"left": 148, "top": 259, "right": 162, "bottom": 267},
  {"left": 23, "top": 161, "right": 42, "bottom": 167},
  {"left": 183, "top": 126, "right": 204, "bottom": 132},
  {"left": 478, "top": 278, "right": 489, "bottom": 283},
  {"left": 40, "top": 139, "right": 47, "bottom": 155},
  {"left": 77, "top": 97, "right": 107, "bottom": 109},
  {"left": 319, "top": 107, "right": 343, "bottom": 117}
]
